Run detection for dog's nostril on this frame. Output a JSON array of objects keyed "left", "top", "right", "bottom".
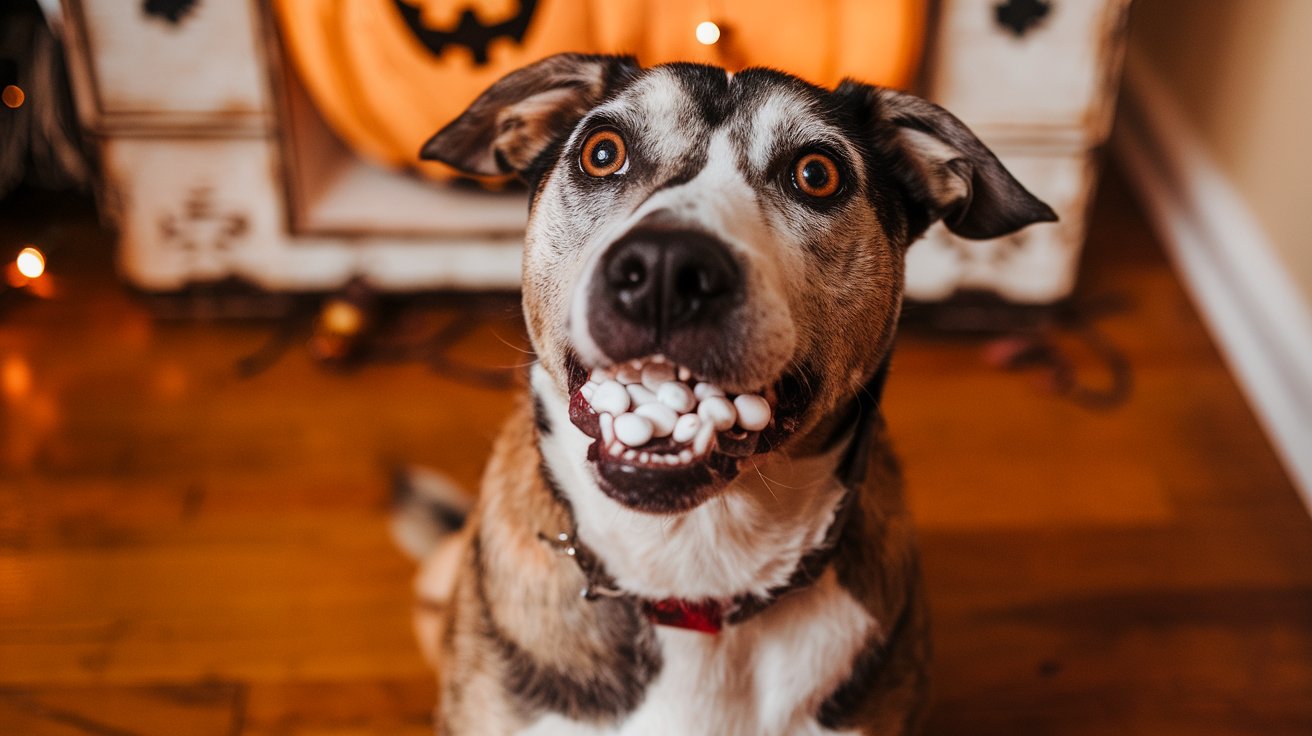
[
  {"left": 675, "top": 266, "right": 703, "bottom": 296},
  {"left": 619, "top": 258, "right": 646, "bottom": 286},
  {"left": 606, "top": 252, "right": 650, "bottom": 289}
]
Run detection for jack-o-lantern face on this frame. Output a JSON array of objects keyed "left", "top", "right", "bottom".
[{"left": 275, "top": 0, "right": 925, "bottom": 180}]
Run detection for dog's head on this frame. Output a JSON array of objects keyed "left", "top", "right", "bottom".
[{"left": 423, "top": 54, "right": 1055, "bottom": 514}]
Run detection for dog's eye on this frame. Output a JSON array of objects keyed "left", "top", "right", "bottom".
[
  {"left": 791, "top": 151, "right": 841, "bottom": 199},
  {"left": 580, "top": 128, "right": 628, "bottom": 178}
]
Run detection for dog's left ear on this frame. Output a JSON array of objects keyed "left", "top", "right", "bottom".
[
  {"left": 420, "top": 53, "right": 639, "bottom": 178},
  {"left": 836, "top": 82, "right": 1057, "bottom": 240}
]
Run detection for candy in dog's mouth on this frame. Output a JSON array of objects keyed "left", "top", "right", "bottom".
[{"left": 566, "top": 354, "right": 809, "bottom": 512}]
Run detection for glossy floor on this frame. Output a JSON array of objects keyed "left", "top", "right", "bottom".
[{"left": 1, "top": 172, "right": 1309, "bottom": 734}]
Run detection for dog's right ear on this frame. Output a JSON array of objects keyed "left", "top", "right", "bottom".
[
  {"left": 835, "top": 81, "right": 1057, "bottom": 241},
  {"left": 420, "top": 53, "right": 639, "bottom": 178}
]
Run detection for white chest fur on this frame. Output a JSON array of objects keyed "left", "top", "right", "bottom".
[{"left": 519, "top": 571, "right": 874, "bottom": 736}]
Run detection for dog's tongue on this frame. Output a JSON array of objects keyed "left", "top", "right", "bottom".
[{"left": 572, "top": 357, "right": 772, "bottom": 465}]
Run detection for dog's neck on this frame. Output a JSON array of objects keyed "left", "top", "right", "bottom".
[{"left": 531, "top": 364, "right": 874, "bottom": 603}]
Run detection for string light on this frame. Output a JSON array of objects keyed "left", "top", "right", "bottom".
[
  {"left": 2, "top": 85, "right": 24, "bottom": 109},
  {"left": 15, "top": 247, "right": 45, "bottom": 279},
  {"left": 695, "top": 20, "right": 721, "bottom": 46}
]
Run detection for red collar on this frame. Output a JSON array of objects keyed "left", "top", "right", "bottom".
[{"left": 642, "top": 597, "right": 726, "bottom": 634}]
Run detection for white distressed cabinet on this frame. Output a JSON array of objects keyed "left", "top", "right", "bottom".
[{"left": 60, "top": 0, "right": 1130, "bottom": 303}]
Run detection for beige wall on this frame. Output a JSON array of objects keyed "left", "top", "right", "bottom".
[{"left": 1129, "top": 0, "right": 1312, "bottom": 298}]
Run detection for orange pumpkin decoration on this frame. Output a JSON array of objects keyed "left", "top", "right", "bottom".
[{"left": 274, "top": 0, "right": 925, "bottom": 180}]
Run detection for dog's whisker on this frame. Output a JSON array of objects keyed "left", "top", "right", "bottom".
[
  {"left": 489, "top": 330, "right": 538, "bottom": 356},
  {"left": 750, "top": 459, "right": 782, "bottom": 505}
]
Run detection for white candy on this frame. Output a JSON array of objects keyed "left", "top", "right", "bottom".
[
  {"left": 591, "top": 381, "right": 630, "bottom": 415},
  {"left": 694, "top": 382, "right": 725, "bottom": 400},
  {"left": 657, "top": 382, "right": 696, "bottom": 413},
  {"left": 614, "top": 412, "right": 655, "bottom": 447},
  {"left": 733, "top": 394, "right": 772, "bottom": 432},
  {"left": 672, "top": 413, "right": 701, "bottom": 443},
  {"left": 641, "top": 362, "right": 676, "bottom": 391},
  {"left": 698, "top": 395, "right": 737, "bottom": 431},
  {"left": 635, "top": 403, "right": 677, "bottom": 437},
  {"left": 616, "top": 363, "right": 643, "bottom": 385},
  {"left": 626, "top": 383, "right": 656, "bottom": 406}
]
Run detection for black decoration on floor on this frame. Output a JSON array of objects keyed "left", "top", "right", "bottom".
[{"left": 234, "top": 288, "right": 524, "bottom": 391}]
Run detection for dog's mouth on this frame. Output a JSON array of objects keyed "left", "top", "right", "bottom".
[{"left": 566, "top": 353, "right": 812, "bottom": 513}]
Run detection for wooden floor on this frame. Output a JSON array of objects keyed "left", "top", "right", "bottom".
[{"left": 1, "top": 171, "right": 1310, "bottom": 735}]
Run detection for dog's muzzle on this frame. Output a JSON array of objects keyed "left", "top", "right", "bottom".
[{"left": 566, "top": 223, "right": 814, "bottom": 514}]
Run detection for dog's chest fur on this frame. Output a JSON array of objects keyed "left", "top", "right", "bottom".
[{"left": 519, "top": 574, "right": 873, "bottom": 736}]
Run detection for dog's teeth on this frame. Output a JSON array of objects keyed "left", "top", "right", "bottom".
[
  {"left": 657, "top": 382, "right": 696, "bottom": 413},
  {"left": 672, "top": 413, "right": 701, "bottom": 443},
  {"left": 599, "top": 412, "right": 616, "bottom": 446},
  {"left": 677, "top": 366, "right": 692, "bottom": 381},
  {"left": 580, "top": 382, "right": 598, "bottom": 402},
  {"left": 614, "top": 412, "right": 655, "bottom": 447},
  {"left": 665, "top": 453, "right": 681, "bottom": 466},
  {"left": 641, "top": 362, "right": 676, "bottom": 391},
  {"left": 697, "top": 396, "right": 737, "bottom": 432},
  {"left": 609, "top": 442, "right": 624, "bottom": 456},
  {"left": 617, "top": 363, "right": 642, "bottom": 385},
  {"left": 693, "top": 420, "right": 716, "bottom": 456},
  {"left": 733, "top": 394, "right": 772, "bottom": 432},
  {"left": 679, "top": 449, "right": 694, "bottom": 464},
  {"left": 591, "top": 381, "right": 630, "bottom": 415},
  {"left": 693, "top": 382, "right": 725, "bottom": 401},
  {"left": 626, "top": 383, "right": 657, "bottom": 406},
  {"left": 623, "top": 449, "right": 637, "bottom": 461},
  {"left": 638, "top": 451, "right": 650, "bottom": 464},
  {"left": 635, "top": 403, "right": 677, "bottom": 437}
]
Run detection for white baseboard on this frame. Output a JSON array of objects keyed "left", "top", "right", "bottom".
[{"left": 1113, "top": 56, "right": 1312, "bottom": 512}]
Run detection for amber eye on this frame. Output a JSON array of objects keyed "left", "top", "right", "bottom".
[
  {"left": 580, "top": 128, "right": 627, "bottom": 177},
  {"left": 791, "top": 151, "right": 841, "bottom": 198}
]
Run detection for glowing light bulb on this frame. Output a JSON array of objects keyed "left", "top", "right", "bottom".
[
  {"left": 1, "top": 85, "right": 23, "bottom": 109},
  {"left": 15, "top": 247, "right": 45, "bottom": 279},
  {"left": 695, "top": 20, "right": 721, "bottom": 46}
]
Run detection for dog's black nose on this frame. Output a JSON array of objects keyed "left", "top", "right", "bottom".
[{"left": 600, "top": 229, "right": 740, "bottom": 334}]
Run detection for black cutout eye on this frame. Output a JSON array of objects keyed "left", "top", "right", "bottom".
[
  {"left": 791, "top": 151, "right": 842, "bottom": 198},
  {"left": 580, "top": 128, "right": 627, "bottom": 177}
]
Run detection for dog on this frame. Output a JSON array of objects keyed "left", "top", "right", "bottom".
[{"left": 396, "top": 53, "right": 1055, "bottom": 735}]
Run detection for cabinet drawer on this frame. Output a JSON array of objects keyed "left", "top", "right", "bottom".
[
  {"left": 68, "top": 0, "right": 269, "bottom": 130},
  {"left": 927, "top": 0, "right": 1130, "bottom": 145}
]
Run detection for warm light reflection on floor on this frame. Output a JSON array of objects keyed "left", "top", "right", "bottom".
[{"left": 2, "top": 354, "right": 32, "bottom": 400}]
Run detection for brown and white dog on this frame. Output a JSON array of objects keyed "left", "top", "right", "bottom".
[{"left": 396, "top": 53, "right": 1055, "bottom": 735}]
